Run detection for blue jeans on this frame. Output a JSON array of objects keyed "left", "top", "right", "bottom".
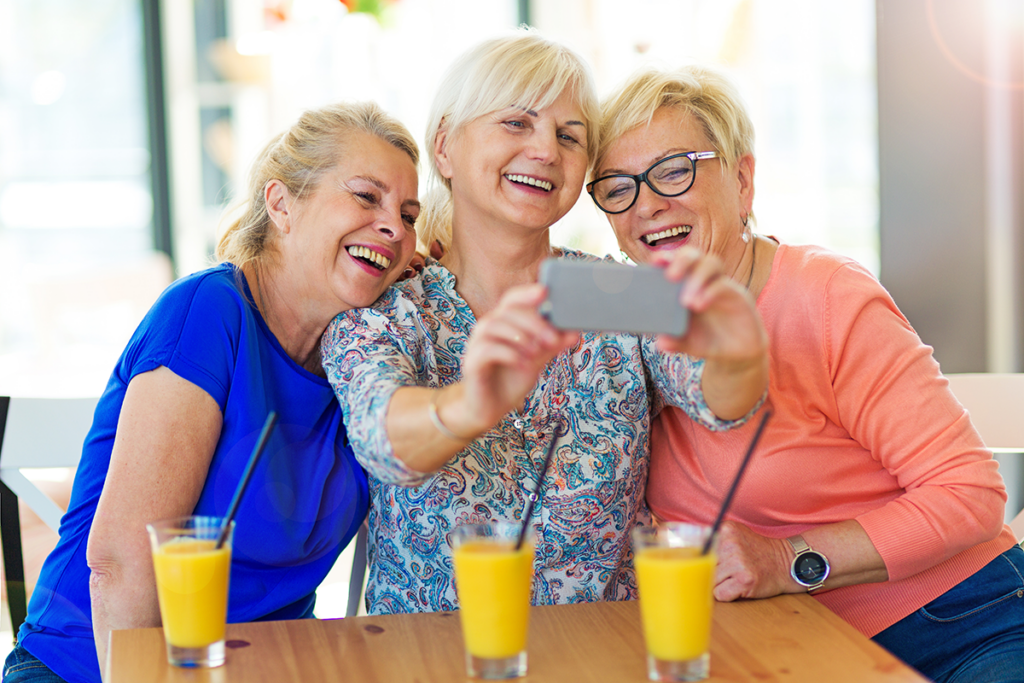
[
  {"left": 2, "top": 646, "right": 68, "bottom": 683},
  {"left": 873, "top": 545, "right": 1024, "bottom": 683}
]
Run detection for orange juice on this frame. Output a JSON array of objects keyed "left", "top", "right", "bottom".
[
  {"left": 453, "top": 540, "right": 534, "bottom": 659},
  {"left": 152, "top": 538, "right": 231, "bottom": 649},
  {"left": 635, "top": 546, "right": 716, "bottom": 661}
]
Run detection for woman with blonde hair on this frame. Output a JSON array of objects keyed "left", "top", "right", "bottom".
[
  {"left": 589, "top": 63, "right": 1024, "bottom": 682},
  {"left": 322, "top": 31, "right": 769, "bottom": 615},
  {"left": 6, "top": 101, "right": 421, "bottom": 683}
]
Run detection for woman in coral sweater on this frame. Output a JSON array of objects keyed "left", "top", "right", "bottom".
[{"left": 588, "top": 63, "right": 1023, "bottom": 683}]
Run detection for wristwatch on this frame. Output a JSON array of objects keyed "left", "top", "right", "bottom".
[{"left": 786, "top": 535, "right": 830, "bottom": 592}]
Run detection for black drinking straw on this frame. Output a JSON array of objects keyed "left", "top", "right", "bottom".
[
  {"left": 701, "top": 409, "right": 772, "bottom": 555},
  {"left": 215, "top": 411, "right": 278, "bottom": 549},
  {"left": 515, "top": 422, "right": 561, "bottom": 550}
]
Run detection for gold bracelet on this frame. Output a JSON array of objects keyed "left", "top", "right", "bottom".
[{"left": 428, "top": 392, "right": 470, "bottom": 442}]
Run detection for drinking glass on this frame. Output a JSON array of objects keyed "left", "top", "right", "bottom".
[
  {"left": 633, "top": 523, "right": 716, "bottom": 681},
  {"left": 451, "top": 521, "right": 534, "bottom": 679},
  {"left": 147, "top": 515, "right": 234, "bottom": 668}
]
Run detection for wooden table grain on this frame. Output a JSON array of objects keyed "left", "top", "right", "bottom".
[{"left": 107, "top": 595, "right": 928, "bottom": 682}]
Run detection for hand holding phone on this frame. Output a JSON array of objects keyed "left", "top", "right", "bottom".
[{"left": 538, "top": 259, "right": 688, "bottom": 336}]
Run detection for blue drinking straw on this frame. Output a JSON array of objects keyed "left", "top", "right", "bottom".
[
  {"left": 516, "top": 421, "right": 562, "bottom": 551},
  {"left": 215, "top": 412, "right": 278, "bottom": 549},
  {"left": 701, "top": 410, "right": 772, "bottom": 555}
]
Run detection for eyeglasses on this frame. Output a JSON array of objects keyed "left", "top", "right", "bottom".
[{"left": 586, "top": 151, "right": 719, "bottom": 214}]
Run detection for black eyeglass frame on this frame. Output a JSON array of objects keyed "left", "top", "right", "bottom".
[{"left": 586, "top": 150, "right": 720, "bottom": 214}]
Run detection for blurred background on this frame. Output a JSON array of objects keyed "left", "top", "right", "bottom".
[
  {"left": 0, "top": 0, "right": 881, "bottom": 397},
  {"left": 0, "top": 0, "right": 1022, "bottom": 630}
]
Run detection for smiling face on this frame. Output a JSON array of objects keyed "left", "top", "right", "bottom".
[
  {"left": 435, "top": 89, "right": 590, "bottom": 238},
  {"left": 598, "top": 106, "right": 754, "bottom": 270},
  {"left": 271, "top": 131, "right": 420, "bottom": 316}
]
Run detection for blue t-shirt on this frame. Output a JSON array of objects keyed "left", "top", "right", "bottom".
[{"left": 17, "top": 264, "right": 369, "bottom": 683}]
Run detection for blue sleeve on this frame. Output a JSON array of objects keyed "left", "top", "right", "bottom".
[{"left": 116, "top": 268, "right": 245, "bottom": 411}]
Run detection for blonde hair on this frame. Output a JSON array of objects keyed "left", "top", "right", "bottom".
[
  {"left": 593, "top": 64, "right": 755, "bottom": 178},
  {"left": 418, "top": 29, "right": 599, "bottom": 250},
  {"left": 216, "top": 101, "right": 419, "bottom": 268}
]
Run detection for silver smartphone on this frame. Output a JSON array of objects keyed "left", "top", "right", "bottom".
[{"left": 538, "top": 259, "right": 689, "bottom": 336}]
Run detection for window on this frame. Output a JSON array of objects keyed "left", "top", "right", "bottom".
[
  {"left": 0, "top": 0, "right": 878, "bottom": 396},
  {"left": 0, "top": 0, "right": 171, "bottom": 396}
]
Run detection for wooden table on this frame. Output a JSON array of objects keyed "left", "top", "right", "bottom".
[{"left": 107, "top": 595, "right": 928, "bottom": 682}]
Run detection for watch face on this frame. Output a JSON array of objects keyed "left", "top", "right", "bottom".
[{"left": 794, "top": 553, "right": 828, "bottom": 584}]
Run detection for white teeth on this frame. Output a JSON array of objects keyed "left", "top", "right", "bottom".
[
  {"left": 505, "top": 174, "right": 553, "bottom": 192},
  {"left": 347, "top": 245, "right": 391, "bottom": 270},
  {"left": 643, "top": 226, "right": 692, "bottom": 245}
]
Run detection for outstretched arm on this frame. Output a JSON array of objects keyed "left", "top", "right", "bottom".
[{"left": 386, "top": 284, "right": 577, "bottom": 474}]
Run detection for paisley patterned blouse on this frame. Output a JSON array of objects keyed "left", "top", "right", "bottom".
[{"left": 322, "top": 250, "right": 741, "bottom": 614}]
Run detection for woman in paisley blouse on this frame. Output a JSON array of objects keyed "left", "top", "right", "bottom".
[{"left": 321, "top": 30, "right": 769, "bottom": 614}]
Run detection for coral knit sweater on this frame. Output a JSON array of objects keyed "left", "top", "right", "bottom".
[{"left": 648, "top": 243, "right": 1017, "bottom": 637}]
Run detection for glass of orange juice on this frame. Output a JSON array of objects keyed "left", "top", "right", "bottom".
[
  {"left": 452, "top": 521, "right": 534, "bottom": 679},
  {"left": 147, "top": 515, "right": 234, "bottom": 668},
  {"left": 633, "top": 523, "right": 716, "bottom": 681}
]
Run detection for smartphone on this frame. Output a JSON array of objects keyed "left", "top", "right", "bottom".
[{"left": 538, "top": 258, "right": 689, "bottom": 336}]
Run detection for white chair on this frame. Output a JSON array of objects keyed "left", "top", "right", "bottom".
[
  {"left": 944, "top": 373, "right": 1024, "bottom": 542},
  {"left": 345, "top": 520, "right": 368, "bottom": 617},
  {"left": 0, "top": 395, "right": 97, "bottom": 637}
]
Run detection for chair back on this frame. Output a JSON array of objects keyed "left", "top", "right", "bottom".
[
  {"left": 0, "top": 395, "right": 98, "bottom": 638},
  {"left": 346, "top": 520, "right": 368, "bottom": 617},
  {"left": 0, "top": 396, "right": 97, "bottom": 531},
  {"left": 944, "top": 373, "right": 1024, "bottom": 542}
]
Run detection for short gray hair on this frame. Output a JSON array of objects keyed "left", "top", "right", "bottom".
[
  {"left": 594, "top": 64, "right": 755, "bottom": 179},
  {"left": 418, "top": 28, "right": 598, "bottom": 250}
]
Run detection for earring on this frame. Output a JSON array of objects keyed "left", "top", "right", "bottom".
[
  {"left": 741, "top": 212, "right": 751, "bottom": 243},
  {"left": 619, "top": 250, "right": 633, "bottom": 265}
]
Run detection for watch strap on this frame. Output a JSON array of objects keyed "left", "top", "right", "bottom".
[{"left": 786, "top": 535, "right": 811, "bottom": 555}]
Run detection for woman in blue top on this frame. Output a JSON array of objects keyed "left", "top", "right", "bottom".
[{"left": 4, "top": 101, "right": 422, "bottom": 683}]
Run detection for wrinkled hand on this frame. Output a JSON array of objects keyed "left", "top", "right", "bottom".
[
  {"left": 459, "top": 285, "right": 578, "bottom": 432},
  {"left": 652, "top": 247, "right": 767, "bottom": 366},
  {"left": 713, "top": 521, "right": 795, "bottom": 601}
]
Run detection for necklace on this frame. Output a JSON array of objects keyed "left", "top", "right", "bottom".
[{"left": 744, "top": 235, "right": 757, "bottom": 290}]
